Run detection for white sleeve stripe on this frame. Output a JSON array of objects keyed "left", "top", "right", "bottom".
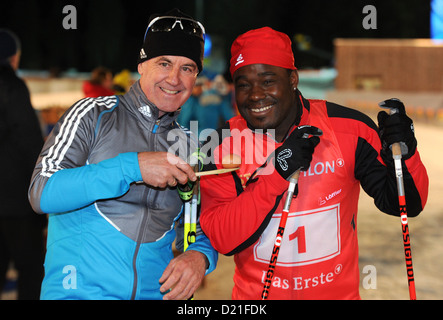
[
  {"left": 40, "top": 96, "right": 117, "bottom": 177},
  {"left": 41, "top": 98, "right": 93, "bottom": 177}
]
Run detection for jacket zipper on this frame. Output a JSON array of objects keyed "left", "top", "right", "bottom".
[
  {"left": 130, "top": 119, "right": 160, "bottom": 300},
  {"left": 130, "top": 211, "right": 149, "bottom": 300}
]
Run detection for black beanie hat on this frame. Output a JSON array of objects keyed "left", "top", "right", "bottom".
[
  {"left": 0, "top": 29, "right": 20, "bottom": 61},
  {"left": 138, "top": 9, "right": 205, "bottom": 72}
]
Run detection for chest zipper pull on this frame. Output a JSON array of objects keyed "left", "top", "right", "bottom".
[{"left": 152, "top": 119, "right": 160, "bottom": 133}]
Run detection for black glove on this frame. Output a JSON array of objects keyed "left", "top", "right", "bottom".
[
  {"left": 378, "top": 98, "right": 417, "bottom": 160},
  {"left": 274, "top": 125, "right": 322, "bottom": 180}
]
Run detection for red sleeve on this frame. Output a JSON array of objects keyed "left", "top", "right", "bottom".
[{"left": 200, "top": 167, "right": 288, "bottom": 255}]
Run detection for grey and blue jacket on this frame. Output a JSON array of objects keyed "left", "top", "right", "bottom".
[{"left": 28, "top": 81, "right": 217, "bottom": 300}]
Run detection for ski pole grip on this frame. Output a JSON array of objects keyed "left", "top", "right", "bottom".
[
  {"left": 291, "top": 170, "right": 301, "bottom": 181},
  {"left": 289, "top": 131, "right": 309, "bottom": 184},
  {"left": 391, "top": 142, "right": 402, "bottom": 158}
]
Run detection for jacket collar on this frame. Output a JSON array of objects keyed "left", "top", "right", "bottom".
[{"left": 122, "top": 80, "right": 180, "bottom": 131}]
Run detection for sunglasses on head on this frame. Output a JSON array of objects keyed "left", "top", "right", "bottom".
[{"left": 144, "top": 16, "right": 206, "bottom": 41}]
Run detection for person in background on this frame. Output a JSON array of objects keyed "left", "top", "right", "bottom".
[
  {"left": 177, "top": 75, "right": 205, "bottom": 132},
  {"left": 0, "top": 29, "right": 46, "bottom": 300},
  {"left": 82, "top": 66, "right": 115, "bottom": 98},
  {"left": 112, "top": 69, "right": 133, "bottom": 95},
  {"left": 178, "top": 74, "right": 234, "bottom": 141}
]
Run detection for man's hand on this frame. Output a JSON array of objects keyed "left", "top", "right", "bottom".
[
  {"left": 138, "top": 151, "right": 197, "bottom": 188},
  {"left": 274, "top": 125, "right": 322, "bottom": 180},
  {"left": 378, "top": 98, "right": 417, "bottom": 160},
  {"left": 159, "top": 250, "right": 208, "bottom": 300}
]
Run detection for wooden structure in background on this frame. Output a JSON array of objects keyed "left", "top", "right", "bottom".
[{"left": 334, "top": 39, "right": 443, "bottom": 92}]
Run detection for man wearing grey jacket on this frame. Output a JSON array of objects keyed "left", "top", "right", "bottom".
[{"left": 28, "top": 9, "right": 217, "bottom": 300}]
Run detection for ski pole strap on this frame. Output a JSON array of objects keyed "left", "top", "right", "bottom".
[
  {"left": 178, "top": 181, "right": 195, "bottom": 202},
  {"left": 190, "top": 148, "right": 206, "bottom": 171}
]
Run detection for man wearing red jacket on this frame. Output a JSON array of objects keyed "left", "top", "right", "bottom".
[{"left": 199, "top": 27, "right": 428, "bottom": 300}]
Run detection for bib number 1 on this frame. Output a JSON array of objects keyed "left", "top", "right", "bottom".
[
  {"left": 254, "top": 204, "right": 341, "bottom": 267},
  {"left": 289, "top": 226, "right": 307, "bottom": 254}
]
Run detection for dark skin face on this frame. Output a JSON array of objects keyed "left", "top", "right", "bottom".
[{"left": 233, "top": 64, "right": 300, "bottom": 142}]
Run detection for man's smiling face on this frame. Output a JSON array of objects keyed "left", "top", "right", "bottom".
[
  {"left": 233, "top": 63, "right": 299, "bottom": 141},
  {"left": 138, "top": 55, "right": 198, "bottom": 116}
]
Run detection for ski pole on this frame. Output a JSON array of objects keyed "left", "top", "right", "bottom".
[
  {"left": 181, "top": 152, "right": 240, "bottom": 249},
  {"left": 261, "top": 169, "right": 300, "bottom": 300},
  {"left": 180, "top": 180, "right": 196, "bottom": 251},
  {"left": 379, "top": 98, "right": 417, "bottom": 300},
  {"left": 261, "top": 129, "right": 320, "bottom": 300},
  {"left": 189, "top": 177, "right": 198, "bottom": 248}
]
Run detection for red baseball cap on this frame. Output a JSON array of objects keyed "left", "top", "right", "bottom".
[{"left": 230, "top": 27, "right": 296, "bottom": 76}]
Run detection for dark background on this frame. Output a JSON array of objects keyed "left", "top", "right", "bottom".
[{"left": 0, "top": 0, "right": 432, "bottom": 74}]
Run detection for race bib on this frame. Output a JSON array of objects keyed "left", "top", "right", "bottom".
[{"left": 254, "top": 204, "right": 341, "bottom": 267}]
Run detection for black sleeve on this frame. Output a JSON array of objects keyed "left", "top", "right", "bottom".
[
  {"left": 355, "top": 137, "right": 423, "bottom": 217},
  {"left": 327, "top": 102, "right": 425, "bottom": 217}
]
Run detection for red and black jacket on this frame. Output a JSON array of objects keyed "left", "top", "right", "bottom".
[{"left": 199, "top": 94, "right": 428, "bottom": 299}]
